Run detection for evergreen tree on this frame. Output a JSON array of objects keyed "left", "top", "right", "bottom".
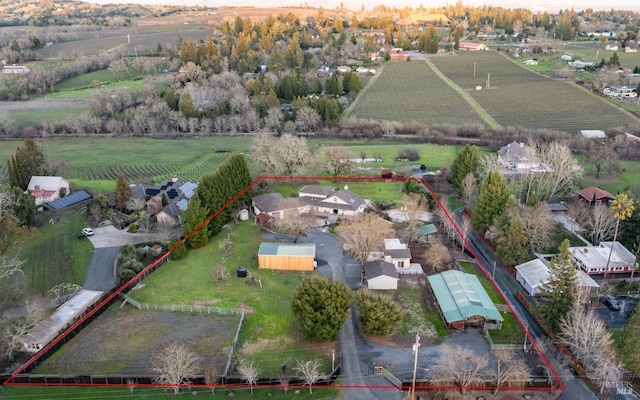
[
  {"left": 8, "top": 139, "right": 47, "bottom": 190},
  {"left": 473, "top": 170, "right": 509, "bottom": 233},
  {"left": 418, "top": 31, "right": 427, "bottom": 52},
  {"left": 497, "top": 217, "right": 529, "bottom": 266},
  {"left": 425, "top": 24, "right": 439, "bottom": 54},
  {"left": 537, "top": 239, "right": 577, "bottom": 333},
  {"left": 311, "top": 77, "right": 323, "bottom": 94},
  {"left": 291, "top": 275, "right": 351, "bottom": 341},
  {"left": 182, "top": 197, "right": 209, "bottom": 249},
  {"left": 325, "top": 73, "right": 342, "bottom": 96},
  {"left": 354, "top": 289, "right": 402, "bottom": 336},
  {"left": 450, "top": 144, "right": 480, "bottom": 192},
  {"left": 179, "top": 38, "right": 197, "bottom": 63},
  {"left": 608, "top": 51, "right": 621, "bottom": 68},
  {"left": 115, "top": 173, "right": 131, "bottom": 212},
  {"left": 348, "top": 73, "right": 361, "bottom": 93},
  {"left": 179, "top": 92, "right": 199, "bottom": 118},
  {"left": 8, "top": 185, "right": 36, "bottom": 226}
]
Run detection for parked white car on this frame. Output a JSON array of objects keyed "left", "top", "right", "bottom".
[{"left": 82, "top": 228, "right": 94, "bottom": 236}]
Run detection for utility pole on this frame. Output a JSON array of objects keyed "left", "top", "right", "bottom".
[
  {"left": 410, "top": 334, "right": 421, "bottom": 400},
  {"left": 473, "top": 62, "right": 476, "bottom": 78},
  {"left": 486, "top": 73, "right": 491, "bottom": 89}
]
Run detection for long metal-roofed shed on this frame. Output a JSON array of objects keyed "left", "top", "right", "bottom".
[
  {"left": 258, "top": 242, "right": 316, "bottom": 271},
  {"left": 23, "top": 289, "right": 103, "bottom": 352},
  {"left": 427, "top": 270, "right": 503, "bottom": 331}
]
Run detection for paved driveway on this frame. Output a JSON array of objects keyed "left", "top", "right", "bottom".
[{"left": 86, "top": 225, "right": 159, "bottom": 248}]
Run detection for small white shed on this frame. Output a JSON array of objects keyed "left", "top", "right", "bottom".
[{"left": 364, "top": 260, "right": 398, "bottom": 290}]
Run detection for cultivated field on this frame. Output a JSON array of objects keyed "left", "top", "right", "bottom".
[
  {"left": 34, "top": 307, "right": 240, "bottom": 375},
  {"left": 350, "top": 61, "right": 487, "bottom": 126},
  {"left": 431, "top": 51, "right": 640, "bottom": 132}
]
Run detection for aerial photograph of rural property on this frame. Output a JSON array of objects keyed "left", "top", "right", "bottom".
[{"left": 1, "top": 0, "right": 640, "bottom": 398}]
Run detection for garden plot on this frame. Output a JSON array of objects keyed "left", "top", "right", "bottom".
[{"left": 35, "top": 307, "right": 241, "bottom": 376}]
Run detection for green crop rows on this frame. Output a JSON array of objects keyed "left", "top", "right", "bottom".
[
  {"left": 431, "top": 51, "right": 639, "bottom": 132},
  {"left": 69, "top": 164, "right": 177, "bottom": 182},
  {"left": 351, "top": 61, "right": 486, "bottom": 126},
  {"left": 156, "top": 152, "right": 230, "bottom": 182}
]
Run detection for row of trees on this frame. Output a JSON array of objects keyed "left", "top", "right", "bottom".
[{"left": 151, "top": 339, "right": 329, "bottom": 395}]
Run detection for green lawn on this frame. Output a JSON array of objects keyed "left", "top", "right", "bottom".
[
  {"left": 9, "top": 208, "right": 93, "bottom": 294},
  {"left": 46, "top": 79, "right": 146, "bottom": 99},
  {"left": 458, "top": 261, "right": 524, "bottom": 344},
  {"left": 7, "top": 104, "right": 90, "bottom": 126},
  {"left": 129, "top": 221, "right": 331, "bottom": 374},
  {"left": 0, "top": 385, "right": 339, "bottom": 399},
  {"left": 580, "top": 159, "right": 640, "bottom": 195}
]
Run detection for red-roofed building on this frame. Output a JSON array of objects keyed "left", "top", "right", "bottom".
[
  {"left": 577, "top": 186, "right": 615, "bottom": 207},
  {"left": 27, "top": 176, "right": 70, "bottom": 207}
]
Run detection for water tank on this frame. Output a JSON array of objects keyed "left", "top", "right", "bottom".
[
  {"left": 237, "top": 266, "right": 248, "bottom": 278},
  {"left": 239, "top": 209, "right": 249, "bottom": 221}
]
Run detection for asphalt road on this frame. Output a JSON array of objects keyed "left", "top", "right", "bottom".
[
  {"left": 82, "top": 246, "right": 119, "bottom": 292},
  {"left": 453, "top": 209, "right": 601, "bottom": 400}
]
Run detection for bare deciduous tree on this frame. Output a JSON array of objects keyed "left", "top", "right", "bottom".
[
  {"left": 219, "top": 231, "right": 235, "bottom": 257},
  {"left": 434, "top": 195, "right": 456, "bottom": 241},
  {"left": 492, "top": 349, "right": 530, "bottom": 394},
  {"left": 48, "top": 282, "right": 81, "bottom": 306},
  {"left": 1, "top": 299, "right": 45, "bottom": 358},
  {"left": 459, "top": 216, "right": 473, "bottom": 253},
  {"left": 151, "top": 341, "right": 202, "bottom": 395},
  {"left": 315, "top": 145, "right": 357, "bottom": 177},
  {"left": 559, "top": 304, "right": 622, "bottom": 393},
  {"left": 293, "top": 358, "right": 326, "bottom": 394},
  {"left": 250, "top": 132, "right": 311, "bottom": 176},
  {"left": 0, "top": 255, "right": 24, "bottom": 280},
  {"left": 567, "top": 201, "right": 590, "bottom": 233},
  {"left": 273, "top": 199, "right": 316, "bottom": 243},
  {"left": 335, "top": 213, "right": 395, "bottom": 282},
  {"left": 588, "top": 206, "right": 616, "bottom": 244},
  {"left": 460, "top": 172, "right": 478, "bottom": 210},
  {"left": 436, "top": 344, "right": 489, "bottom": 393},
  {"left": 237, "top": 359, "right": 261, "bottom": 395},
  {"left": 424, "top": 240, "right": 452, "bottom": 272},
  {"left": 507, "top": 204, "right": 554, "bottom": 252},
  {"left": 402, "top": 192, "right": 430, "bottom": 243},
  {"left": 204, "top": 365, "right": 219, "bottom": 394},
  {"left": 154, "top": 222, "right": 176, "bottom": 246}
]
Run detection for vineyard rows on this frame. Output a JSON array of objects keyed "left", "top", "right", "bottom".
[
  {"left": 68, "top": 153, "right": 229, "bottom": 184},
  {"left": 351, "top": 62, "right": 486, "bottom": 126},
  {"left": 69, "top": 164, "right": 178, "bottom": 182},
  {"left": 431, "top": 51, "right": 639, "bottom": 132}
]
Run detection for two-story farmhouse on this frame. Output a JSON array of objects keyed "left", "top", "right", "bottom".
[{"left": 27, "top": 176, "right": 71, "bottom": 207}]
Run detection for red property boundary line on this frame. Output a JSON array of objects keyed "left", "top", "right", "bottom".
[{"left": 4, "top": 175, "right": 564, "bottom": 392}]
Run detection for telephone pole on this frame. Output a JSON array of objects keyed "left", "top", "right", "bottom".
[{"left": 410, "top": 334, "right": 421, "bottom": 400}]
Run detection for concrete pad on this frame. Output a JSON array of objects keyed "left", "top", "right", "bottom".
[{"left": 86, "top": 225, "right": 158, "bottom": 249}]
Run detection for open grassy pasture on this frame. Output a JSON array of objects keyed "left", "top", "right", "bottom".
[
  {"left": 431, "top": 51, "right": 640, "bottom": 132},
  {"left": 350, "top": 61, "right": 486, "bottom": 126},
  {"left": 128, "top": 221, "right": 332, "bottom": 374},
  {"left": 0, "top": 98, "right": 89, "bottom": 126},
  {"left": 34, "top": 307, "right": 240, "bottom": 375}
]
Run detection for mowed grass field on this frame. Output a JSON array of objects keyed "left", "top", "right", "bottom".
[
  {"left": 431, "top": 51, "right": 640, "bottom": 132},
  {"left": 350, "top": 61, "right": 487, "bottom": 126}
]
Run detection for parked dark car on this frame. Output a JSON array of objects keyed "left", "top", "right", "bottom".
[{"left": 601, "top": 295, "right": 621, "bottom": 311}]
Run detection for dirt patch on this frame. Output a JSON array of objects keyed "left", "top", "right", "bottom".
[
  {"left": 194, "top": 299, "right": 219, "bottom": 306},
  {"left": 239, "top": 337, "right": 294, "bottom": 356},
  {"left": 35, "top": 307, "right": 242, "bottom": 375},
  {"left": 235, "top": 302, "right": 254, "bottom": 313}
]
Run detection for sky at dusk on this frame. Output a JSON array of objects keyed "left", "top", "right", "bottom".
[{"left": 86, "top": 0, "right": 640, "bottom": 13}]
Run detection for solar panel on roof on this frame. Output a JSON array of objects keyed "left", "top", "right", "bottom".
[
  {"left": 146, "top": 189, "right": 160, "bottom": 196},
  {"left": 176, "top": 198, "right": 188, "bottom": 211},
  {"left": 167, "top": 189, "right": 179, "bottom": 200},
  {"left": 48, "top": 190, "right": 92, "bottom": 210}
]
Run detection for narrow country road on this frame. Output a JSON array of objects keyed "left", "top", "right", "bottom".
[{"left": 453, "top": 208, "right": 601, "bottom": 400}]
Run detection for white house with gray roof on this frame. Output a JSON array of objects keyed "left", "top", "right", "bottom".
[
  {"left": 364, "top": 260, "right": 398, "bottom": 290},
  {"left": 570, "top": 241, "right": 637, "bottom": 275}
]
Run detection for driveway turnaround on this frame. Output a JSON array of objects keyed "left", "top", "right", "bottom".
[{"left": 86, "top": 225, "right": 158, "bottom": 248}]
